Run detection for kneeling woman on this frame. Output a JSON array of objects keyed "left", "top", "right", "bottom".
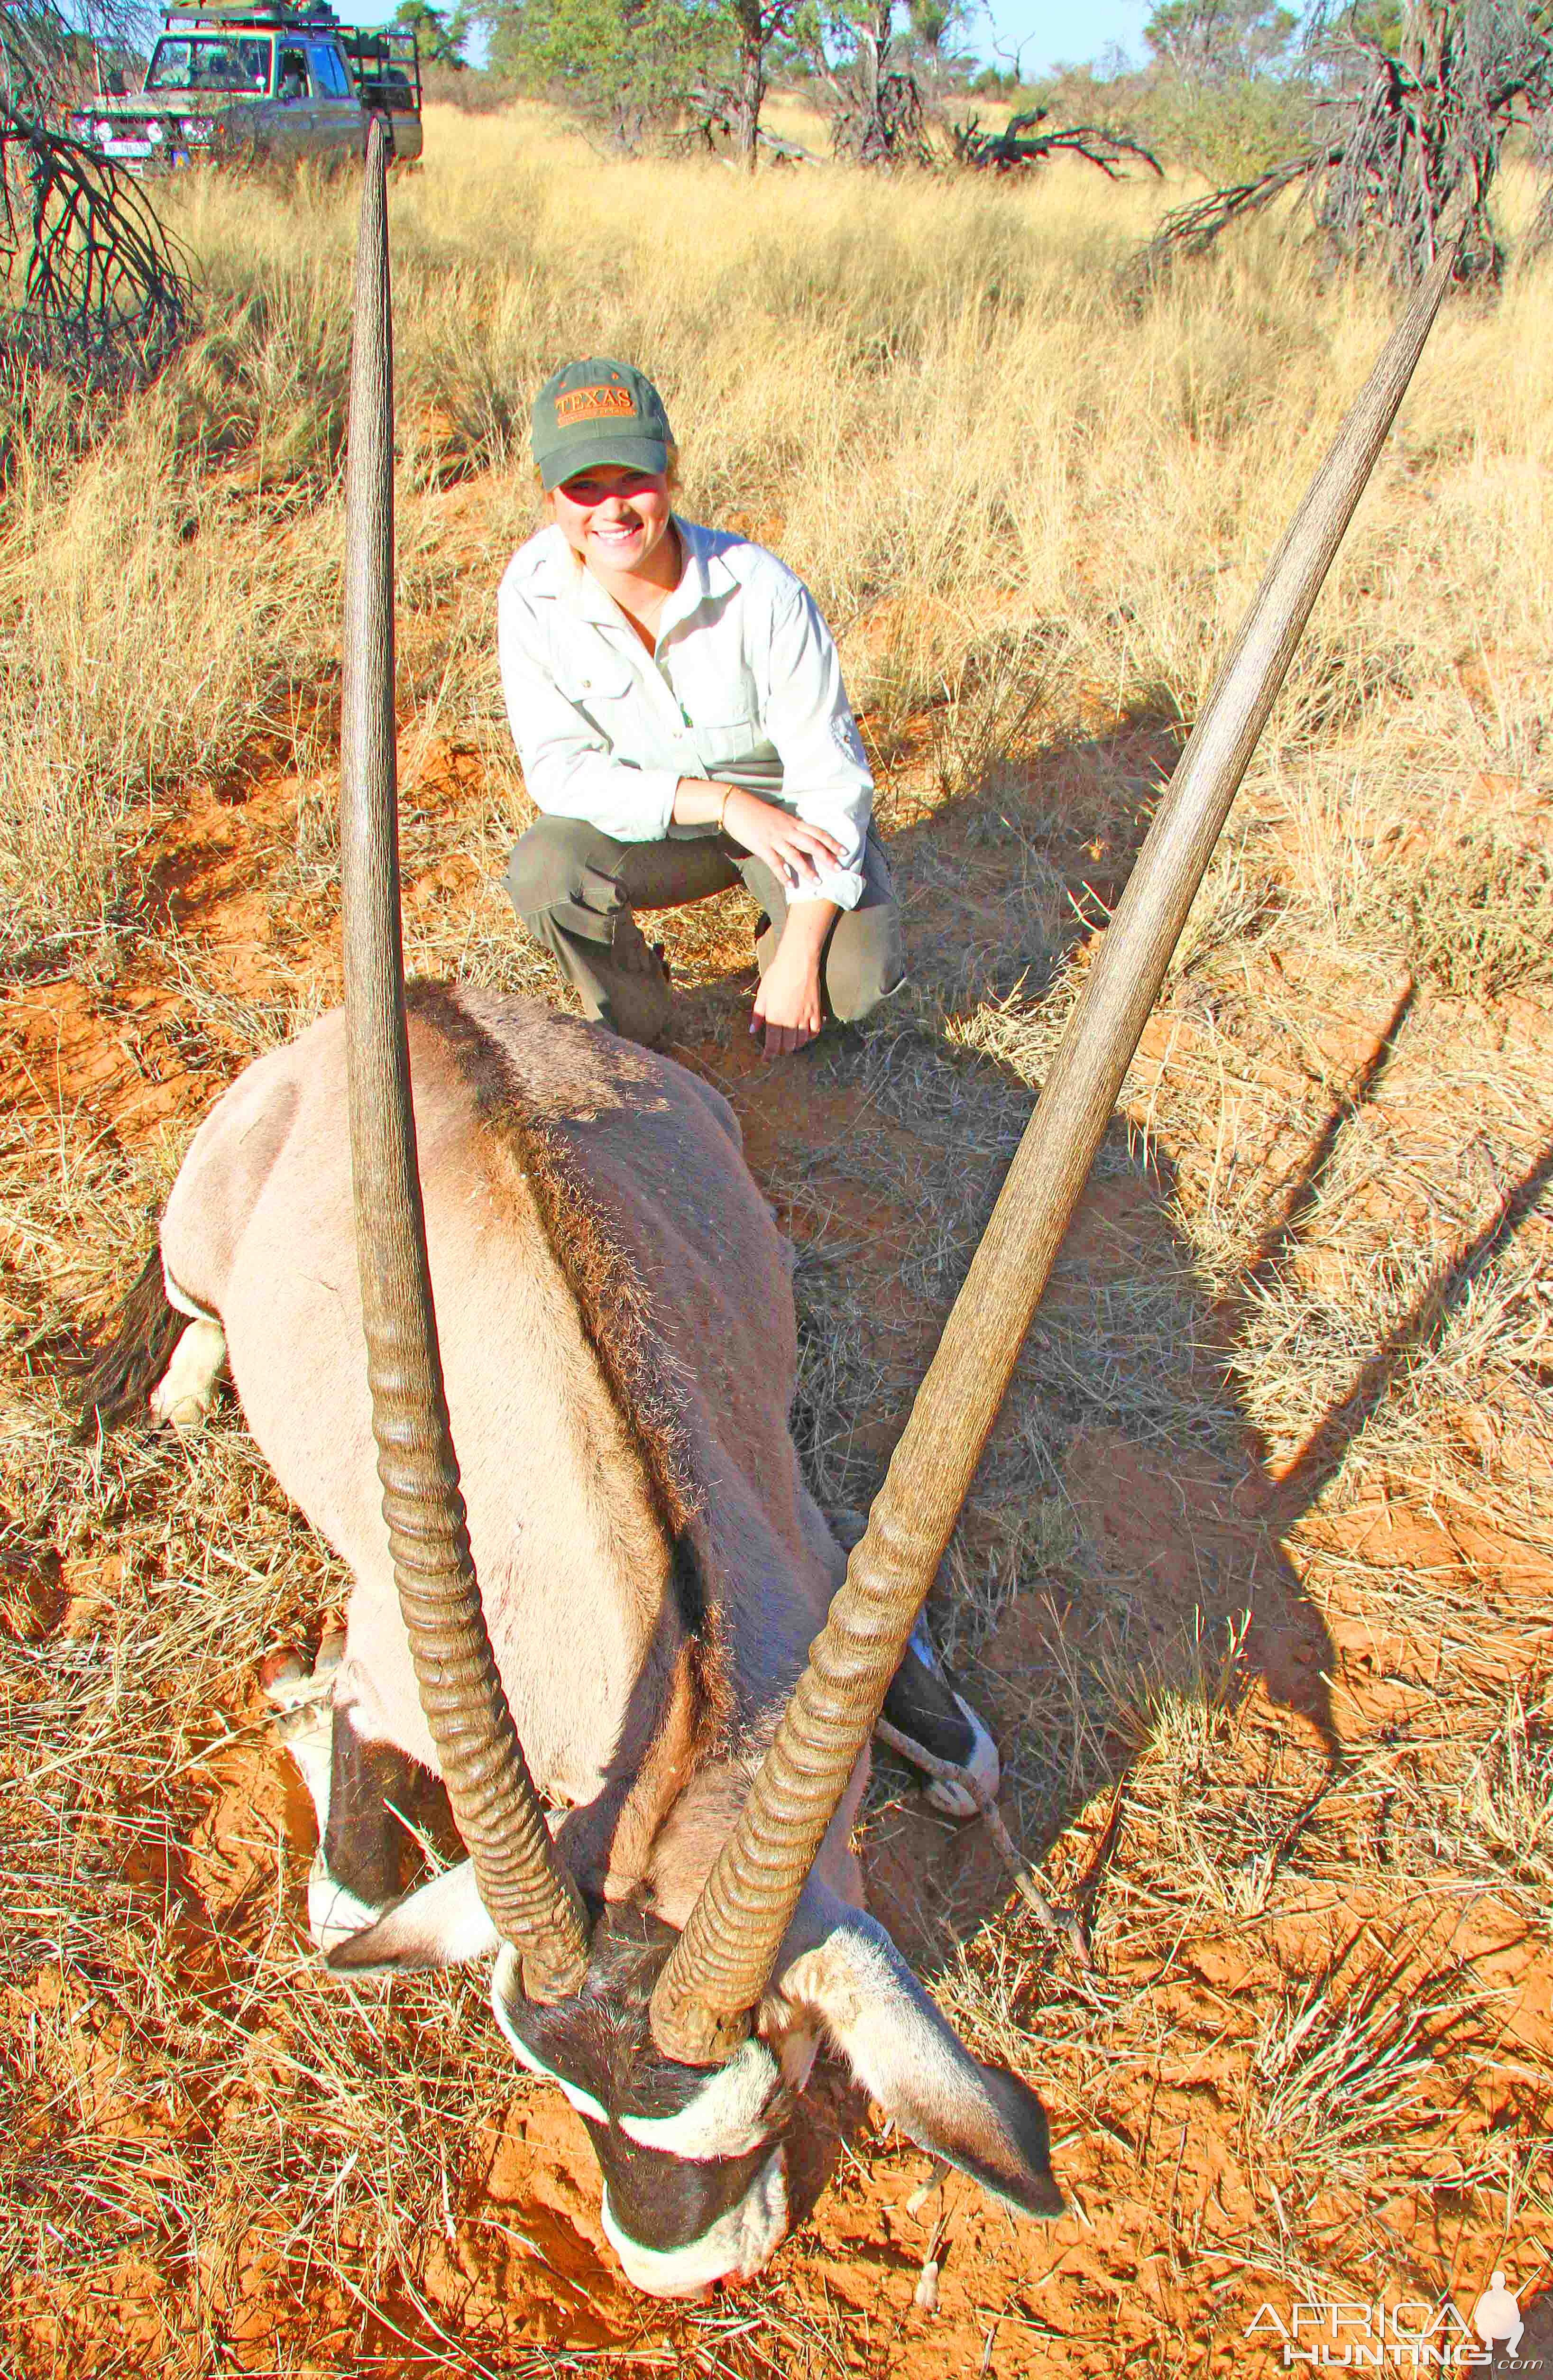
[{"left": 500, "top": 358, "right": 903, "bottom": 1055}]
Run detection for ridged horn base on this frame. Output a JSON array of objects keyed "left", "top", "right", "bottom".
[{"left": 340, "top": 119, "right": 589, "bottom": 2004}]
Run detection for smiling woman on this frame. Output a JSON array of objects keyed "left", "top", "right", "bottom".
[{"left": 499, "top": 357, "right": 906, "bottom": 1058}]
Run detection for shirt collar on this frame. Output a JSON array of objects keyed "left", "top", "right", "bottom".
[
  {"left": 545, "top": 516, "right": 734, "bottom": 643},
  {"left": 654, "top": 516, "right": 711, "bottom": 642},
  {"left": 548, "top": 525, "right": 623, "bottom": 629},
  {"left": 669, "top": 515, "right": 739, "bottom": 602}
]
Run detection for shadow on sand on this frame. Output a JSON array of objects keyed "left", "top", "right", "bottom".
[{"left": 632, "top": 711, "right": 1552, "bottom": 1976}]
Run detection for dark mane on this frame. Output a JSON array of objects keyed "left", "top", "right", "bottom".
[{"left": 404, "top": 983, "right": 725, "bottom": 1718}]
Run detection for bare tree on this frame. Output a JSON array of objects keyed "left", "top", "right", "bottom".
[
  {"left": 816, "top": 0, "right": 1158, "bottom": 175},
  {"left": 726, "top": 0, "right": 803, "bottom": 168},
  {"left": 1, "top": 1, "right": 188, "bottom": 373},
  {"left": 818, "top": 0, "right": 936, "bottom": 165},
  {"left": 951, "top": 107, "right": 1164, "bottom": 176},
  {"left": 1142, "top": 0, "right": 1553, "bottom": 282}
]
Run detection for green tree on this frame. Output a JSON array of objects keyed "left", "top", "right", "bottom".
[
  {"left": 462, "top": 0, "right": 525, "bottom": 77},
  {"left": 1344, "top": 0, "right": 1404, "bottom": 49},
  {"left": 1141, "top": 0, "right": 1299, "bottom": 83},
  {"left": 515, "top": 0, "right": 727, "bottom": 146},
  {"left": 391, "top": 0, "right": 471, "bottom": 67},
  {"left": 512, "top": 0, "right": 803, "bottom": 161},
  {"left": 726, "top": 0, "right": 803, "bottom": 166}
]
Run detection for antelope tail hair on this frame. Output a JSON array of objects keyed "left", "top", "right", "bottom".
[{"left": 74, "top": 1244, "right": 185, "bottom": 1442}]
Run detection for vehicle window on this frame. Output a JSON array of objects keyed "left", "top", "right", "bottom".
[
  {"left": 309, "top": 45, "right": 351, "bottom": 97},
  {"left": 146, "top": 37, "right": 271, "bottom": 92},
  {"left": 277, "top": 46, "right": 312, "bottom": 98}
]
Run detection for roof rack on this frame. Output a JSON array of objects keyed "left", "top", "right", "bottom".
[
  {"left": 160, "top": 3, "right": 343, "bottom": 27},
  {"left": 156, "top": 1, "right": 421, "bottom": 110},
  {"left": 343, "top": 24, "right": 421, "bottom": 111}
]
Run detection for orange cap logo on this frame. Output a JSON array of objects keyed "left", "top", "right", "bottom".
[{"left": 554, "top": 384, "right": 636, "bottom": 424}]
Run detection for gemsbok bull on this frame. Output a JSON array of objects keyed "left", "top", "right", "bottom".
[{"left": 81, "top": 126, "right": 1457, "bottom": 2297}]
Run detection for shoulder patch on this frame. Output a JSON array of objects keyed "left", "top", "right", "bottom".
[{"left": 830, "top": 710, "right": 868, "bottom": 770}]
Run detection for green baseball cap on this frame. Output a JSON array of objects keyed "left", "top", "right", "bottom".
[{"left": 532, "top": 357, "right": 674, "bottom": 492}]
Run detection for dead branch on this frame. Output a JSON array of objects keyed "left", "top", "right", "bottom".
[
  {"left": 1, "top": 1, "right": 189, "bottom": 380},
  {"left": 1134, "top": 2, "right": 1553, "bottom": 286},
  {"left": 1140, "top": 145, "right": 1342, "bottom": 268},
  {"left": 0, "top": 114, "right": 189, "bottom": 377},
  {"left": 951, "top": 108, "right": 1162, "bottom": 179}
]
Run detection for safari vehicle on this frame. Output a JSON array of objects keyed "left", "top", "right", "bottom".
[{"left": 69, "top": 1, "right": 423, "bottom": 175}]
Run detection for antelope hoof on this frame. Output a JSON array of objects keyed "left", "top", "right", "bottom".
[
  {"left": 261, "top": 1629, "right": 346, "bottom": 1714},
  {"left": 149, "top": 1316, "right": 227, "bottom": 1434},
  {"left": 922, "top": 1692, "right": 1000, "bottom": 1820},
  {"left": 880, "top": 1619, "right": 1001, "bottom": 1822},
  {"left": 307, "top": 1855, "right": 381, "bottom": 1954}
]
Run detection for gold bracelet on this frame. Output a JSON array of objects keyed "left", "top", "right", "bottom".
[{"left": 717, "top": 785, "right": 732, "bottom": 832}]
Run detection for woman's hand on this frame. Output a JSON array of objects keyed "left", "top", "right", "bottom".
[
  {"left": 751, "top": 933, "right": 825, "bottom": 1057},
  {"left": 721, "top": 787, "right": 845, "bottom": 891}
]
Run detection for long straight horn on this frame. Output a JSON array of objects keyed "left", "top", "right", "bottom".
[
  {"left": 339, "top": 122, "right": 588, "bottom": 2002},
  {"left": 651, "top": 236, "right": 1462, "bottom": 2066}
]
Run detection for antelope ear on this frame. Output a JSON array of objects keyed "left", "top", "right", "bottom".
[
  {"left": 326, "top": 1859, "right": 499, "bottom": 1974},
  {"left": 775, "top": 1888, "right": 1064, "bottom": 2222}
]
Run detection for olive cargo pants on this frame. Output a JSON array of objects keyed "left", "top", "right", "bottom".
[{"left": 505, "top": 814, "right": 906, "bottom": 1046}]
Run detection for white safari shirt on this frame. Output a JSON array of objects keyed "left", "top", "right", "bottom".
[{"left": 497, "top": 517, "right": 873, "bottom": 910}]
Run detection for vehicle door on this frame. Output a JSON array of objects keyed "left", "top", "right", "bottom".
[
  {"left": 273, "top": 42, "right": 320, "bottom": 157},
  {"left": 308, "top": 42, "right": 365, "bottom": 161}
]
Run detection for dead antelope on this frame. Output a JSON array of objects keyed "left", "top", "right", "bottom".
[{"left": 82, "top": 127, "right": 1456, "bottom": 2298}]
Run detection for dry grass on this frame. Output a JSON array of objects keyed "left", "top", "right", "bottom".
[
  {"left": 1248, "top": 1935, "right": 1452, "bottom": 2188},
  {"left": 1, "top": 101, "right": 1551, "bottom": 2376}
]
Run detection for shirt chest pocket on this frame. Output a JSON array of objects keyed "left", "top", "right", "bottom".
[
  {"left": 686, "top": 670, "right": 763, "bottom": 770},
  {"left": 691, "top": 717, "right": 762, "bottom": 771},
  {"left": 556, "top": 654, "right": 636, "bottom": 722}
]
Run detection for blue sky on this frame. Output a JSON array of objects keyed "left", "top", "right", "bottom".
[
  {"left": 324, "top": 0, "right": 1139, "bottom": 79},
  {"left": 968, "top": 0, "right": 1140, "bottom": 75}
]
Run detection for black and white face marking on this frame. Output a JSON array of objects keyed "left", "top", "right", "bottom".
[
  {"left": 332, "top": 1872, "right": 1065, "bottom": 2288},
  {"left": 600, "top": 2142, "right": 788, "bottom": 2296},
  {"left": 489, "top": 1909, "right": 815, "bottom": 2297}
]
